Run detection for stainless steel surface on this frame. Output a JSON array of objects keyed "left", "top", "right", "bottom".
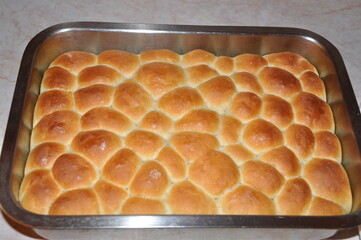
[{"left": 0, "top": 22, "right": 361, "bottom": 240}]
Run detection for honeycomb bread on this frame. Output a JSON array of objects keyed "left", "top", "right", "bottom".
[{"left": 20, "top": 49, "right": 352, "bottom": 216}]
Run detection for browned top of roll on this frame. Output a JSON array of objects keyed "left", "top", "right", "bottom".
[
  {"left": 41, "top": 66, "right": 76, "bottom": 91},
  {"left": 31, "top": 110, "right": 81, "bottom": 146},
  {"left": 258, "top": 67, "right": 302, "bottom": 99},
  {"left": 71, "top": 130, "right": 122, "bottom": 167},
  {"left": 158, "top": 87, "right": 204, "bottom": 118},
  {"left": 264, "top": 51, "right": 317, "bottom": 76},
  {"left": 242, "top": 119, "right": 284, "bottom": 152},
  {"left": 81, "top": 107, "right": 133, "bottom": 134},
  {"left": 51, "top": 51, "right": 97, "bottom": 74},
  {"left": 304, "top": 158, "right": 351, "bottom": 211},
  {"left": 157, "top": 146, "right": 186, "bottom": 181},
  {"left": 94, "top": 179, "right": 128, "bottom": 214},
  {"left": 189, "top": 149, "right": 239, "bottom": 196},
  {"left": 186, "top": 64, "right": 218, "bottom": 86},
  {"left": 231, "top": 72, "right": 263, "bottom": 95},
  {"left": 20, "top": 169, "right": 61, "bottom": 214},
  {"left": 33, "top": 90, "right": 74, "bottom": 125},
  {"left": 242, "top": 160, "right": 285, "bottom": 197},
  {"left": 261, "top": 94, "right": 294, "bottom": 129},
  {"left": 135, "top": 62, "right": 185, "bottom": 97},
  {"left": 122, "top": 197, "right": 166, "bottom": 214},
  {"left": 198, "top": 76, "right": 236, "bottom": 109},
  {"left": 25, "top": 142, "right": 66, "bottom": 174},
  {"left": 113, "top": 81, "right": 153, "bottom": 121},
  {"left": 168, "top": 180, "right": 217, "bottom": 214},
  {"left": 182, "top": 49, "right": 216, "bottom": 67},
  {"left": 102, "top": 148, "right": 141, "bottom": 187},
  {"left": 222, "top": 185, "right": 275, "bottom": 215},
  {"left": 49, "top": 188, "right": 99, "bottom": 215},
  {"left": 234, "top": 54, "right": 267, "bottom": 74},
  {"left": 276, "top": 178, "right": 312, "bottom": 215},
  {"left": 21, "top": 49, "right": 351, "bottom": 216},
  {"left": 78, "top": 65, "right": 123, "bottom": 87},
  {"left": 98, "top": 50, "right": 139, "bottom": 77},
  {"left": 75, "top": 84, "right": 115, "bottom": 114},
  {"left": 228, "top": 92, "right": 262, "bottom": 122},
  {"left": 139, "top": 111, "right": 173, "bottom": 135},
  {"left": 293, "top": 92, "right": 334, "bottom": 131}
]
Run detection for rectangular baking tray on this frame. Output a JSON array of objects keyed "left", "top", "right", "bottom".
[{"left": 1, "top": 22, "right": 361, "bottom": 240}]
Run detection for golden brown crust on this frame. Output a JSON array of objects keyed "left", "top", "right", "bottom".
[
  {"left": 186, "top": 64, "right": 218, "bottom": 86},
  {"left": 51, "top": 51, "right": 97, "bottom": 74},
  {"left": 222, "top": 185, "right": 275, "bottom": 215},
  {"left": 189, "top": 150, "right": 239, "bottom": 196},
  {"left": 242, "top": 160, "right": 285, "bottom": 197},
  {"left": 34, "top": 90, "right": 74, "bottom": 125},
  {"left": 52, "top": 153, "right": 97, "bottom": 189},
  {"left": 102, "top": 148, "right": 141, "bottom": 186},
  {"left": 168, "top": 181, "right": 217, "bottom": 214},
  {"left": 231, "top": 72, "right": 263, "bottom": 95},
  {"left": 122, "top": 197, "right": 166, "bottom": 214},
  {"left": 125, "top": 130, "right": 165, "bottom": 159},
  {"left": 276, "top": 178, "right": 312, "bottom": 215},
  {"left": 74, "top": 84, "right": 114, "bottom": 113},
  {"left": 158, "top": 87, "right": 203, "bottom": 118},
  {"left": 175, "top": 109, "right": 220, "bottom": 133},
  {"left": 71, "top": 130, "right": 122, "bottom": 167},
  {"left": 140, "top": 49, "right": 180, "bottom": 64},
  {"left": 198, "top": 76, "right": 236, "bottom": 109},
  {"left": 214, "top": 56, "right": 234, "bottom": 74},
  {"left": 258, "top": 67, "right": 302, "bottom": 99},
  {"left": 293, "top": 92, "right": 334, "bottom": 131},
  {"left": 261, "top": 94, "right": 294, "bottom": 129},
  {"left": 234, "top": 54, "right": 267, "bottom": 74},
  {"left": 157, "top": 146, "right": 186, "bottom": 180},
  {"left": 308, "top": 197, "right": 346, "bottom": 216},
  {"left": 242, "top": 119, "right": 284, "bottom": 152},
  {"left": 94, "top": 180, "right": 128, "bottom": 214},
  {"left": 81, "top": 107, "right": 133, "bottom": 134},
  {"left": 32, "top": 110, "right": 81, "bottom": 146},
  {"left": 304, "top": 158, "right": 352, "bottom": 210},
  {"left": 22, "top": 49, "right": 351, "bottom": 216},
  {"left": 220, "top": 116, "right": 243, "bottom": 145},
  {"left": 49, "top": 188, "right": 99, "bottom": 215},
  {"left": 129, "top": 161, "right": 169, "bottom": 198},
  {"left": 139, "top": 111, "right": 173, "bottom": 134},
  {"left": 314, "top": 131, "right": 341, "bottom": 161},
  {"left": 228, "top": 92, "right": 262, "bottom": 122},
  {"left": 98, "top": 50, "right": 139, "bottom": 76},
  {"left": 299, "top": 71, "right": 326, "bottom": 101},
  {"left": 182, "top": 49, "right": 216, "bottom": 67},
  {"left": 170, "top": 131, "right": 219, "bottom": 161},
  {"left": 78, "top": 65, "right": 123, "bottom": 87},
  {"left": 41, "top": 66, "right": 76, "bottom": 91},
  {"left": 264, "top": 52, "right": 317, "bottom": 76},
  {"left": 135, "top": 62, "right": 185, "bottom": 96},
  {"left": 223, "top": 144, "right": 255, "bottom": 164},
  {"left": 113, "top": 81, "right": 153, "bottom": 121},
  {"left": 25, "top": 142, "right": 67, "bottom": 173},
  {"left": 20, "top": 169, "right": 61, "bottom": 214},
  {"left": 260, "top": 146, "right": 300, "bottom": 177},
  {"left": 285, "top": 124, "right": 315, "bottom": 161}
]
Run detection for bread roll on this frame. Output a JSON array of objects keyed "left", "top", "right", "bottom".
[{"left": 20, "top": 49, "right": 352, "bottom": 216}]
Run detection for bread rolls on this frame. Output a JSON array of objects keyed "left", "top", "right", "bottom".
[{"left": 20, "top": 49, "right": 352, "bottom": 216}]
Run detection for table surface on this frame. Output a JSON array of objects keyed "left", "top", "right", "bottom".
[{"left": 0, "top": 0, "right": 360, "bottom": 239}]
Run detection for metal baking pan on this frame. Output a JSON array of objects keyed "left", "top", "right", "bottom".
[{"left": 1, "top": 22, "right": 361, "bottom": 240}]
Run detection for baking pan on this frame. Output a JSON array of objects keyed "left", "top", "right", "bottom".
[{"left": 1, "top": 22, "right": 361, "bottom": 240}]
